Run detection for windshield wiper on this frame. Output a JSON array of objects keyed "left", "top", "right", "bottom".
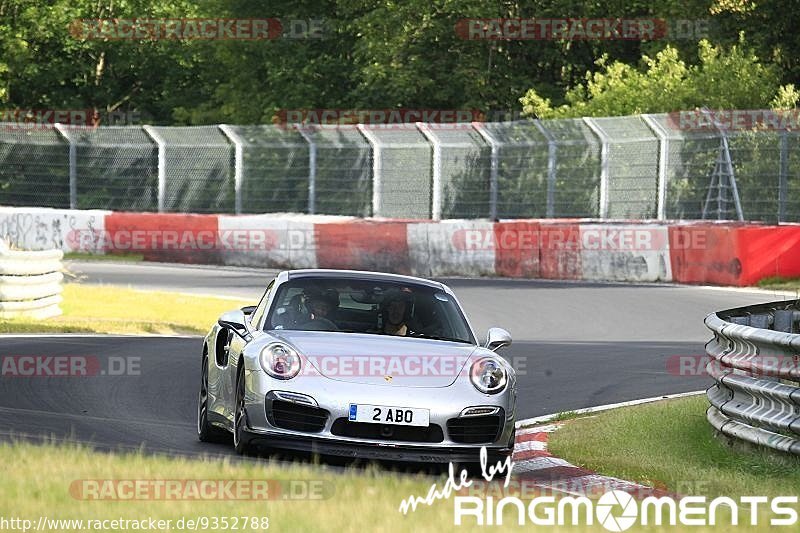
[{"left": 411, "top": 333, "right": 473, "bottom": 344}]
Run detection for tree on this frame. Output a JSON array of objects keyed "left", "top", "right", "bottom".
[{"left": 520, "top": 37, "right": 798, "bottom": 119}]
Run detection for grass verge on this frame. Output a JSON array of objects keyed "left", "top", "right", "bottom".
[
  {"left": 756, "top": 276, "right": 800, "bottom": 293},
  {"left": 0, "top": 283, "right": 250, "bottom": 335},
  {"left": 547, "top": 395, "right": 800, "bottom": 497},
  {"left": 64, "top": 252, "right": 145, "bottom": 262},
  {"left": 0, "top": 440, "right": 469, "bottom": 533}
]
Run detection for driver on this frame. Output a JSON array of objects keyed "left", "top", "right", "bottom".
[
  {"left": 380, "top": 288, "right": 415, "bottom": 336},
  {"left": 299, "top": 288, "right": 339, "bottom": 330}
]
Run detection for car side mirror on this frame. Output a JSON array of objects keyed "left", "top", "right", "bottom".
[
  {"left": 218, "top": 309, "right": 252, "bottom": 341},
  {"left": 485, "top": 327, "right": 512, "bottom": 352}
]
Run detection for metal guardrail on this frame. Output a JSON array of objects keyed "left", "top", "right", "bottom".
[
  {"left": 0, "top": 241, "right": 64, "bottom": 319},
  {"left": 704, "top": 300, "right": 800, "bottom": 454}
]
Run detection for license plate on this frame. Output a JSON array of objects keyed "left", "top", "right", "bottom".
[{"left": 348, "top": 403, "right": 429, "bottom": 427}]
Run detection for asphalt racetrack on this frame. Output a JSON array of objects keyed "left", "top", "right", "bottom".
[{"left": 1, "top": 260, "right": 791, "bottom": 459}]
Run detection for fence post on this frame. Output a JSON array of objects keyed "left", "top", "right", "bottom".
[
  {"left": 142, "top": 125, "right": 166, "bottom": 213},
  {"left": 218, "top": 124, "right": 244, "bottom": 215},
  {"left": 415, "top": 122, "right": 442, "bottom": 220},
  {"left": 582, "top": 117, "right": 609, "bottom": 219},
  {"left": 533, "top": 120, "right": 557, "bottom": 218},
  {"left": 296, "top": 126, "right": 317, "bottom": 215},
  {"left": 641, "top": 114, "right": 669, "bottom": 221},
  {"left": 471, "top": 122, "right": 499, "bottom": 220},
  {"left": 779, "top": 131, "right": 788, "bottom": 223},
  {"left": 357, "top": 125, "right": 382, "bottom": 217},
  {"left": 53, "top": 123, "right": 77, "bottom": 209}
]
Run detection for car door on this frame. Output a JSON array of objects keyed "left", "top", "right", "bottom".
[{"left": 222, "top": 280, "right": 275, "bottom": 421}]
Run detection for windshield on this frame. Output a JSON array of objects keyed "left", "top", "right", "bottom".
[{"left": 265, "top": 277, "right": 475, "bottom": 344}]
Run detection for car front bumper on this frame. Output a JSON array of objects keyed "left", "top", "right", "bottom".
[{"left": 238, "top": 366, "right": 517, "bottom": 463}]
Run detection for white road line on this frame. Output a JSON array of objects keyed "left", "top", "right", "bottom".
[{"left": 515, "top": 390, "right": 706, "bottom": 428}]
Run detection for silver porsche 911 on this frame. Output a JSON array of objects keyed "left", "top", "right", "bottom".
[{"left": 198, "top": 269, "right": 516, "bottom": 463}]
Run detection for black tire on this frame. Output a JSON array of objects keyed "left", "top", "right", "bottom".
[
  {"left": 197, "top": 348, "right": 228, "bottom": 443},
  {"left": 233, "top": 362, "right": 254, "bottom": 455}
]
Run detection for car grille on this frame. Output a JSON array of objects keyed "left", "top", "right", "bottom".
[
  {"left": 447, "top": 413, "right": 503, "bottom": 444},
  {"left": 330, "top": 418, "right": 444, "bottom": 443},
  {"left": 267, "top": 400, "right": 329, "bottom": 433}
]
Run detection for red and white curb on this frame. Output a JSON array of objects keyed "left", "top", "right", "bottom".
[{"left": 511, "top": 424, "right": 671, "bottom": 499}]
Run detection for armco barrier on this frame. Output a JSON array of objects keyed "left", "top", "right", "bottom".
[
  {"left": 0, "top": 242, "right": 64, "bottom": 319},
  {"left": 704, "top": 300, "right": 800, "bottom": 455},
  {"left": 2, "top": 207, "right": 800, "bottom": 286}
]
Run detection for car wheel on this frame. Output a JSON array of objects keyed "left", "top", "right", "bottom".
[
  {"left": 198, "top": 349, "right": 228, "bottom": 443},
  {"left": 233, "top": 362, "right": 253, "bottom": 455}
]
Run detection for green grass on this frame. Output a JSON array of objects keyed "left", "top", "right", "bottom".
[
  {"left": 548, "top": 395, "right": 800, "bottom": 497},
  {"left": 756, "top": 275, "right": 800, "bottom": 292},
  {"left": 64, "top": 252, "right": 145, "bottom": 262},
  {"left": 0, "top": 440, "right": 482, "bottom": 533},
  {"left": 0, "top": 283, "right": 250, "bottom": 335}
]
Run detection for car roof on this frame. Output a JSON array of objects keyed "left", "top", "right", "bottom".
[{"left": 285, "top": 269, "right": 445, "bottom": 290}]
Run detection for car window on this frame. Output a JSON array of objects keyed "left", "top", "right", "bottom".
[
  {"left": 265, "top": 277, "right": 475, "bottom": 344},
  {"left": 249, "top": 279, "right": 274, "bottom": 329}
]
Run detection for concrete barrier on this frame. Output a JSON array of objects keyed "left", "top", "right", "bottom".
[
  {"left": 408, "top": 220, "right": 495, "bottom": 277},
  {"left": 580, "top": 224, "right": 672, "bottom": 282},
  {"left": 218, "top": 214, "right": 318, "bottom": 269},
  {"left": 2, "top": 206, "right": 799, "bottom": 286},
  {"left": 0, "top": 207, "right": 109, "bottom": 253}
]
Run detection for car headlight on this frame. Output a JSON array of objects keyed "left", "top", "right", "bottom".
[
  {"left": 470, "top": 357, "right": 507, "bottom": 394},
  {"left": 260, "top": 343, "right": 301, "bottom": 380}
]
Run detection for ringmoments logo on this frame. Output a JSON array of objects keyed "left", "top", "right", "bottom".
[{"left": 453, "top": 491, "right": 799, "bottom": 528}]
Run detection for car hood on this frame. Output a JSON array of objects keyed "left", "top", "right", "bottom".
[{"left": 269, "top": 330, "right": 477, "bottom": 387}]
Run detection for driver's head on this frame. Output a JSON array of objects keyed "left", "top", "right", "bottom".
[
  {"left": 308, "top": 297, "right": 332, "bottom": 318},
  {"left": 304, "top": 288, "right": 338, "bottom": 319}
]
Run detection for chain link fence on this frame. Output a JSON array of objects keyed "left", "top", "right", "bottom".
[
  {"left": 72, "top": 126, "right": 158, "bottom": 211},
  {"left": 0, "top": 126, "right": 70, "bottom": 208},
  {"left": 0, "top": 113, "right": 796, "bottom": 222}
]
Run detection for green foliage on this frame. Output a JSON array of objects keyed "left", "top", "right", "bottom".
[
  {"left": 0, "top": 1, "right": 795, "bottom": 125},
  {"left": 522, "top": 37, "right": 798, "bottom": 119}
]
